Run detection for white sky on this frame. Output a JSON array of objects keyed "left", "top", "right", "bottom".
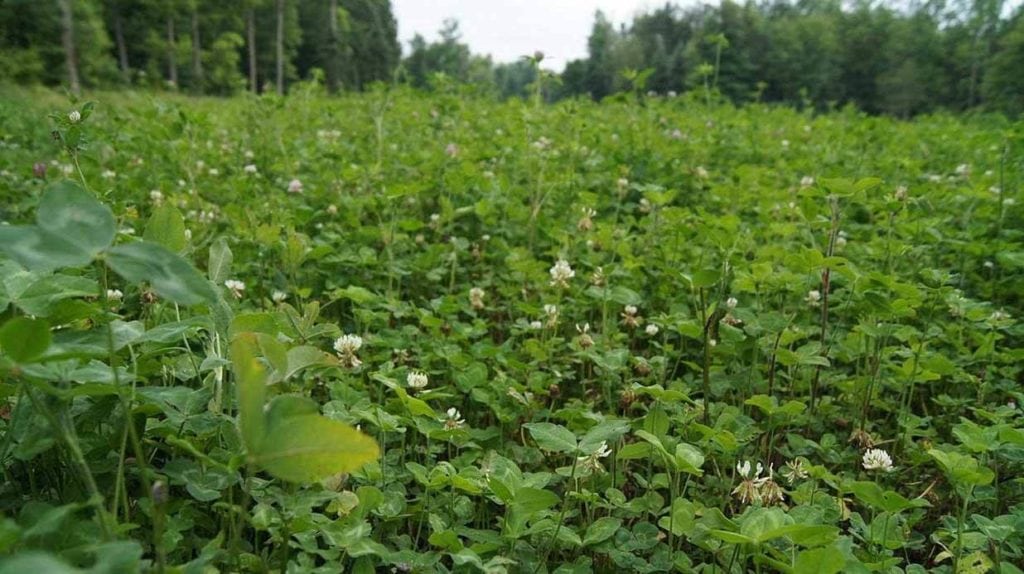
[{"left": 392, "top": 0, "right": 671, "bottom": 70}]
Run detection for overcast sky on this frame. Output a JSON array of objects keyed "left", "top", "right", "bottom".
[{"left": 392, "top": 0, "right": 670, "bottom": 70}]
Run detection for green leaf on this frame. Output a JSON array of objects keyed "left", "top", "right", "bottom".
[
  {"left": 106, "top": 241, "right": 217, "bottom": 305},
  {"left": 0, "top": 317, "right": 51, "bottom": 363},
  {"left": 208, "top": 237, "right": 233, "bottom": 284},
  {"left": 523, "top": 422, "right": 578, "bottom": 453},
  {"left": 0, "top": 226, "right": 93, "bottom": 272},
  {"left": 794, "top": 546, "right": 846, "bottom": 574},
  {"left": 144, "top": 205, "right": 187, "bottom": 252},
  {"left": 578, "top": 419, "right": 629, "bottom": 453},
  {"left": 672, "top": 443, "right": 705, "bottom": 476},
  {"left": 230, "top": 334, "right": 267, "bottom": 454},
  {"left": 255, "top": 413, "right": 379, "bottom": 483},
  {"left": 583, "top": 517, "right": 622, "bottom": 546},
  {"left": 36, "top": 181, "right": 116, "bottom": 257}
]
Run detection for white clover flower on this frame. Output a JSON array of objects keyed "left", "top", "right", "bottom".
[
  {"left": 806, "top": 289, "right": 822, "bottom": 306},
  {"left": 894, "top": 185, "right": 908, "bottom": 201},
  {"left": 407, "top": 371, "right": 429, "bottom": 390},
  {"left": 800, "top": 175, "right": 815, "bottom": 188},
  {"left": 955, "top": 163, "right": 970, "bottom": 177},
  {"left": 862, "top": 448, "right": 894, "bottom": 472},
  {"left": 326, "top": 204, "right": 338, "bottom": 215},
  {"left": 645, "top": 323, "right": 659, "bottom": 336},
  {"left": 149, "top": 190, "right": 164, "bottom": 205},
  {"left": 184, "top": 229, "right": 192, "bottom": 241},
  {"left": 68, "top": 110, "right": 81, "bottom": 123},
  {"left": 695, "top": 166, "right": 709, "bottom": 179},
  {"left": 244, "top": 149, "right": 255, "bottom": 160},
  {"left": 736, "top": 460, "right": 763, "bottom": 479},
  {"left": 577, "top": 441, "right": 613, "bottom": 473},
  {"left": 469, "top": 287, "right": 486, "bottom": 310},
  {"left": 334, "top": 334, "right": 364, "bottom": 368},
  {"left": 106, "top": 289, "right": 124, "bottom": 301},
  {"left": 224, "top": 279, "right": 246, "bottom": 299},
  {"left": 616, "top": 177, "right": 629, "bottom": 190},
  {"left": 989, "top": 309, "right": 1011, "bottom": 322},
  {"left": 782, "top": 139, "right": 790, "bottom": 148},
  {"left": 243, "top": 164, "right": 258, "bottom": 174},
  {"left": 726, "top": 297, "right": 738, "bottom": 310},
  {"left": 271, "top": 290, "right": 288, "bottom": 304},
  {"left": 549, "top": 259, "right": 575, "bottom": 288},
  {"left": 287, "top": 179, "right": 303, "bottom": 193},
  {"left": 529, "top": 320, "right": 543, "bottom": 330},
  {"left": 102, "top": 170, "right": 116, "bottom": 179},
  {"left": 445, "top": 143, "right": 459, "bottom": 158},
  {"left": 208, "top": 168, "right": 220, "bottom": 176},
  {"left": 443, "top": 407, "right": 465, "bottom": 430}
]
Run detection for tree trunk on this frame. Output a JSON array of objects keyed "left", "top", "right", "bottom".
[
  {"left": 246, "top": 8, "right": 257, "bottom": 93},
  {"left": 58, "top": 0, "right": 80, "bottom": 94},
  {"left": 167, "top": 16, "right": 178, "bottom": 87},
  {"left": 113, "top": 9, "right": 130, "bottom": 79},
  {"left": 326, "top": 0, "right": 340, "bottom": 93},
  {"left": 275, "top": 0, "right": 285, "bottom": 95},
  {"left": 191, "top": 10, "right": 203, "bottom": 91}
]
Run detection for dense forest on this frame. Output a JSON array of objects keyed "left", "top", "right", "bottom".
[{"left": 1, "top": 0, "right": 1023, "bottom": 116}]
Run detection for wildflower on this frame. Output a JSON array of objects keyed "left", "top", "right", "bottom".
[
  {"left": 102, "top": 170, "right": 116, "bottom": 179},
  {"left": 271, "top": 290, "right": 288, "bottom": 304},
  {"left": 800, "top": 176, "right": 815, "bottom": 188},
  {"left": 149, "top": 190, "right": 164, "bottom": 205},
  {"left": 781, "top": 139, "right": 790, "bottom": 148},
  {"left": 327, "top": 204, "right": 338, "bottom": 215},
  {"left": 287, "top": 179, "right": 303, "bottom": 194},
  {"left": 445, "top": 143, "right": 459, "bottom": 158},
  {"left": 243, "top": 164, "right": 258, "bottom": 174},
  {"left": 32, "top": 162, "right": 46, "bottom": 178},
  {"left": 333, "top": 334, "right": 363, "bottom": 368},
  {"left": 758, "top": 465, "right": 785, "bottom": 504},
  {"left": 805, "top": 289, "right": 822, "bottom": 307},
  {"left": 577, "top": 207, "right": 596, "bottom": 231},
  {"left": 544, "top": 304, "right": 559, "bottom": 327},
  {"left": 989, "top": 309, "right": 1010, "bottom": 322},
  {"left": 732, "top": 460, "right": 764, "bottom": 505},
  {"left": 780, "top": 459, "right": 809, "bottom": 484},
  {"left": 862, "top": 448, "right": 894, "bottom": 472},
  {"left": 616, "top": 177, "right": 629, "bottom": 191},
  {"left": 894, "top": 185, "right": 908, "bottom": 201},
  {"left": 645, "top": 323, "right": 659, "bottom": 336},
  {"left": 224, "top": 279, "right": 246, "bottom": 299},
  {"left": 443, "top": 407, "right": 465, "bottom": 430},
  {"left": 621, "top": 305, "right": 641, "bottom": 329},
  {"left": 507, "top": 387, "right": 534, "bottom": 406},
  {"left": 667, "top": 90, "right": 677, "bottom": 98},
  {"left": 577, "top": 441, "right": 613, "bottom": 473},
  {"left": 407, "top": 371, "right": 429, "bottom": 391},
  {"left": 106, "top": 289, "right": 124, "bottom": 301},
  {"left": 955, "top": 163, "right": 970, "bottom": 177},
  {"left": 726, "top": 297, "right": 738, "bottom": 310},
  {"left": 638, "top": 198, "right": 652, "bottom": 214},
  {"left": 184, "top": 229, "right": 192, "bottom": 241},
  {"left": 670, "top": 128, "right": 683, "bottom": 140},
  {"left": 695, "top": 166, "right": 709, "bottom": 179},
  {"left": 576, "top": 323, "right": 594, "bottom": 349},
  {"left": 68, "top": 110, "right": 81, "bottom": 123},
  {"left": 208, "top": 168, "right": 220, "bottom": 177},
  {"left": 529, "top": 320, "right": 543, "bottom": 330},
  {"left": 244, "top": 150, "right": 255, "bottom": 160},
  {"left": 549, "top": 259, "right": 575, "bottom": 288},
  {"left": 590, "top": 266, "right": 605, "bottom": 287},
  {"left": 469, "top": 287, "right": 485, "bottom": 310},
  {"left": 835, "top": 231, "right": 847, "bottom": 249}
]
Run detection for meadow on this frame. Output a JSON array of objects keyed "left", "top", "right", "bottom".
[{"left": 0, "top": 85, "right": 1022, "bottom": 573}]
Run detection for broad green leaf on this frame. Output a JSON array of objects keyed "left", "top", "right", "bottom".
[
  {"left": 0, "top": 317, "right": 51, "bottom": 363},
  {"left": 794, "top": 546, "right": 846, "bottom": 574},
  {"left": 0, "top": 226, "right": 93, "bottom": 272},
  {"left": 106, "top": 241, "right": 217, "bottom": 305},
  {"left": 255, "top": 413, "right": 379, "bottom": 483},
  {"left": 523, "top": 422, "right": 578, "bottom": 453},
  {"left": 672, "top": 443, "right": 705, "bottom": 476},
  {"left": 230, "top": 334, "right": 267, "bottom": 454},
  {"left": 511, "top": 487, "right": 560, "bottom": 514},
  {"left": 578, "top": 419, "right": 629, "bottom": 453},
  {"left": 583, "top": 517, "right": 622, "bottom": 546},
  {"left": 36, "top": 181, "right": 115, "bottom": 257},
  {"left": 144, "top": 204, "right": 187, "bottom": 252},
  {"left": 208, "top": 237, "right": 233, "bottom": 284},
  {"left": 849, "top": 481, "right": 928, "bottom": 513}
]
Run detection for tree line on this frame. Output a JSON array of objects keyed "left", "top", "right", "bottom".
[{"left": 1, "top": 0, "right": 1023, "bottom": 116}]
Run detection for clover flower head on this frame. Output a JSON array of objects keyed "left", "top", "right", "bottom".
[
  {"left": 862, "top": 448, "right": 894, "bottom": 472},
  {"left": 68, "top": 110, "right": 81, "bottom": 123},
  {"left": 726, "top": 297, "right": 738, "bottom": 310},
  {"left": 469, "top": 287, "right": 486, "bottom": 310},
  {"left": 334, "top": 334, "right": 364, "bottom": 368},
  {"left": 272, "top": 290, "right": 288, "bottom": 304},
  {"left": 443, "top": 407, "right": 465, "bottom": 430},
  {"left": 243, "top": 164, "right": 258, "bottom": 174},
  {"left": 106, "top": 289, "right": 124, "bottom": 301},
  {"left": 287, "top": 179, "right": 303, "bottom": 193},
  {"left": 806, "top": 289, "right": 822, "bottom": 306},
  {"left": 407, "top": 371, "right": 429, "bottom": 390},
  {"left": 224, "top": 279, "right": 246, "bottom": 298},
  {"left": 549, "top": 259, "right": 575, "bottom": 288},
  {"left": 645, "top": 323, "right": 659, "bottom": 336}
]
